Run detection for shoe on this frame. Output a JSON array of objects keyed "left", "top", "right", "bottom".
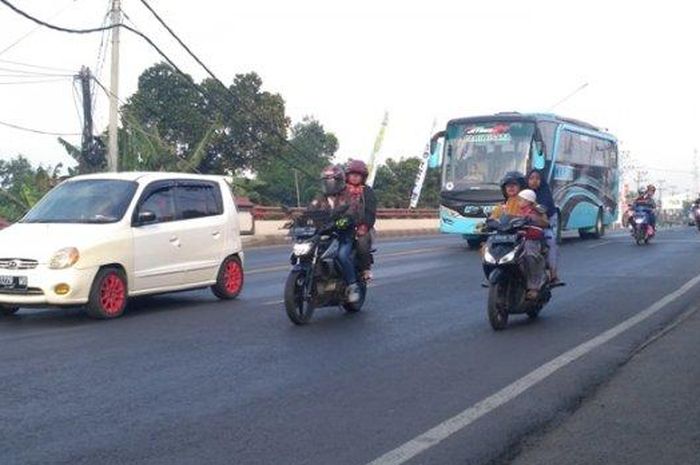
[
  {"left": 347, "top": 283, "right": 361, "bottom": 303},
  {"left": 526, "top": 290, "right": 539, "bottom": 300},
  {"left": 362, "top": 270, "right": 373, "bottom": 282}
]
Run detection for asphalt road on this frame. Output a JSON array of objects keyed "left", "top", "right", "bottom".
[{"left": 2, "top": 228, "right": 700, "bottom": 465}]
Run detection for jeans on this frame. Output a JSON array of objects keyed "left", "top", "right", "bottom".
[
  {"left": 544, "top": 212, "right": 559, "bottom": 276},
  {"left": 337, "top": 233, "right": 357, "bottom": 285}
]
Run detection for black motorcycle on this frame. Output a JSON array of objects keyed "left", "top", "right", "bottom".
[
  {"left": 283, "top": 206, "right": 367, "bottom": 325},
  {"left": 482, "top": 215, "right": 555, "bottom": 330}
]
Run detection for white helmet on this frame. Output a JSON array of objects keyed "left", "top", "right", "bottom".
[{"left": 518, "top": 189, "right": 537, "bottom": 204}]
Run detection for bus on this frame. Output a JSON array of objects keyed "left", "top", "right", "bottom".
[{"left": 430, "top": 112, "right": 619, "bottom": 248}]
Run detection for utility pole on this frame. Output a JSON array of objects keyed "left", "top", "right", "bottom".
[
  {"left": 293, "top": 169, "right": 301, "bottom": 207},
  {"left": 108, "top": 0, "right": 121, "bottom": 172},
  {"left": 77, "top": 67, "right": 93, "bottom": 159}
]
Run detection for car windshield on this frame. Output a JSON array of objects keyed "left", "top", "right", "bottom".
[
  {"left": 443, "top": 121, "right": 535, "bottom": 191},
  {"left": 22, "top": 179, "right": 138, "bottom": 224}
]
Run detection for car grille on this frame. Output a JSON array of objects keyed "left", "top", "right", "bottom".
[
  {"left": 0, "top": 287, "right": 43, "bottom": 296},
  {"left": 0, "top": 258, "right": 39, "bottom": 270}
]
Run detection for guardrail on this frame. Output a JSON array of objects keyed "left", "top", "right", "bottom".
[{"left": 251, "top": 206, "right": 439, "bottom": 221}]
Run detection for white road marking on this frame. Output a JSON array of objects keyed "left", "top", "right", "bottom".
[
  {"left": 586, "top": 240, "right": 612, "bottom": 249},
  {"left": 365, "top": 272, "right": 700, "bottom": 465}
]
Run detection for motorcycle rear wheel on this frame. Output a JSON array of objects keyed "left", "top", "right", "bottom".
[
  {"left": 284, "top": 270, "right": 315, "bottom": 325},
  {"left": 487, "top": 281, "right": 509, "bottom": 331}
]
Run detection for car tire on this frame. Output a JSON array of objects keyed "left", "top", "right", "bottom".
[
  {"left": 0, "top": 306, "right": 19, "bottom": 316},
  {"left": 85, "top": 267, "right": 128, "bottom": 319},
  {"left": 211, "top": 255, "right": 244, "bottom": 300}
]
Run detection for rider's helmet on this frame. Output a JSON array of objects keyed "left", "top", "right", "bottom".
[
  {"left": 638, "top": 187, "right": 646, "bottom": 196},
  {"left": 321, "top": 165, "right": 346, "bottom": 196},
  {"left": 499, "top": 171, "right": 527, "bottom": 198},
  {"left": 646, "top": 184, "right": 656, "bottom": 194},
  {"left": 345, "top": 159, "right": 369, "bottom": 182}
]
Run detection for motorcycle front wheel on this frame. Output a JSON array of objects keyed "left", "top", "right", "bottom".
[
  {"left": 487, "top": 280, "right": 509, "bottom": 331},
  {"left": 284, "top": 270, "right": 315, "bottom": 325}
]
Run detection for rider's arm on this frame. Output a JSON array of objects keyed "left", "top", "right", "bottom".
[{"left": 363, "top": 186, "right": 378, "bottom": 229}]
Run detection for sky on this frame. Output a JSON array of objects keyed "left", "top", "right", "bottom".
[{"left": 0, "top": 0, "right": 699, "bottom": 195}]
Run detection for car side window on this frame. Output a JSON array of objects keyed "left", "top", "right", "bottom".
[
  {"left": 140, "top": 187, "right": 177, "bottom": 223},
  {"left": 175, "top": 184, "right": 223, "bottom": 220}
]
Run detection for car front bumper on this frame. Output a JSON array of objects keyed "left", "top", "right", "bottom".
[{"left": 0, "top": 265, "right": 99, "bottom": 307}]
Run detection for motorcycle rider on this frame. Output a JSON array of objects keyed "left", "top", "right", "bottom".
[
  {"left": 527, "top": 169, "right": 559, "bottom": 283},
  {"left": 309, "top": 165, "right": 362, "bottom": 303},
  {"left": 633, "top": 184, "right": 657, "bottom": 232},
  {"left": 344, "top": 160, "right": 378, "bottom": 281},
  {"left": 488, "top": 172, "right": 549, "bottom": 300}
]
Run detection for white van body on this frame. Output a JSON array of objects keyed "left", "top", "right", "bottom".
[{"left": 0, "top": 172, "right": 244, "bottom": 316}]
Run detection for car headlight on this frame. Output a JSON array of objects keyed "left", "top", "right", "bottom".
[
  {"left": 498, "top": 250, "right": 517, "bottom": 264},
  {"left": 292, "top": 242, "right": 313, "bottom": 257},
  {"left": 49, "top": 247, "right": 80, "bottom": 269},
  {"left": 484, "top": 249, "right": 496, "bottom": 264}
]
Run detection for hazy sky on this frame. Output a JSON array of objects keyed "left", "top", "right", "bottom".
[{"left": 1, "top": 0, "right": 698, "bottom": 193}]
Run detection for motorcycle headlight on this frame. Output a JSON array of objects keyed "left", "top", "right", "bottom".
[
  {"left": 292, "top": 242, "right": 313, "bottom": 257},
  {"left": 635, "top": 218, "right": 644, "bottom": 224},
  {"left": 498, "top": 250, "right": 517, "bottom": 264},
  {"left": 49, "top": 247, "right": 80, "bottom": 269},
  {"left": 484, "top": 249, "right": 497, "bottom": 264}
]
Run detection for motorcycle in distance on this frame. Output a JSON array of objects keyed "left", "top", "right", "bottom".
[
  {"left": 482, "top": 215, "right": 560, "bottom": 331},
  {"left": 693, "top": 205, "right": 700, "bottom": 231},
  {"left": 630, "top": 205, "right": 655, "bottom": 245},
  {"left": 283, "top": 205, "right": 368, "bottom": 325}
]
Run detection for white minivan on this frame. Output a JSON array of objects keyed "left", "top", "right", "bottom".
[{"left": 0, "top": 172, "right": 244, "bottom": 319}]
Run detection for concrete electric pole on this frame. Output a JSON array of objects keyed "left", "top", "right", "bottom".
[{"left": 108, "top": 0, "right": 121, "bottom": 172}]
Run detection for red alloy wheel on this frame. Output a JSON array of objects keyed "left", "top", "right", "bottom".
[
  {"left": 224, "top": 259, "right": 243, "bottom": 295},
  {"left": 100, "top": 273, "right": 126, "bottom": 316}
]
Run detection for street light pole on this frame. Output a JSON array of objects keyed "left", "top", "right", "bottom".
[{"left": 108, "top": 0, "right": 121, "bottom": 172}]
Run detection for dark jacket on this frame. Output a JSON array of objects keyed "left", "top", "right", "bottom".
[{"left": 528, "top": 169, "right": 557, "bottom": 218}]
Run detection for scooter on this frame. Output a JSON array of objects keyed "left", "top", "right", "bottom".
[
  {"left": 482, "top": 215, "right": 558, "bottom": 330},
  {"left": 630, "top": 206, "right": 654, "bottom": 245}
]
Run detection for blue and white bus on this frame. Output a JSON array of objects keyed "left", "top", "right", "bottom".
[{"left": 430, "top": 113, "right": 619, "bottom": 248}]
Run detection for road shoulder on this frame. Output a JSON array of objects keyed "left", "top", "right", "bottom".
[{"left": 508, "top": 305, "right": 700, "bottom": 465}]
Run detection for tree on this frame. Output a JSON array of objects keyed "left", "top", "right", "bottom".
[
  {"left": 254, "top": 117, "right": 338, "bottom": 206},
  {"left": 120, "top": 63, "right": 289, "bottom": 174},
  {"left": 372, "top": 157, "right": 440, "bottom": 208},
  {"left": 0, "top": 155, "right": 61, "bottom": 221}
]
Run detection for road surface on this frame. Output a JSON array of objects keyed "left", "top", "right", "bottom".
[{"left": 2, "top": 228, "right": 700, "bottom": 465}]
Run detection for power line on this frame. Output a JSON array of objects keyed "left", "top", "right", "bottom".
[
  {"left": 0, "top": 118, "right": 81, "bottom": 136},
  {"left": 0, "top": 77, "right": 71, "bottom": 85},
  {"left": 0, "top": 0, "right": 116, "bottom": 34},
  {"left": 0, "top": 0, "right": 83, "bottom": 56},
  {"left": 0, "top": 0, "right": 316, "bottom": 177},
  {"left": 0, "top": 58, "right": 73, "bottom": 73}
]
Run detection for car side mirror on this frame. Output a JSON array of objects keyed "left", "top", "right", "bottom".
[{"left": 137, "top": 210, "right": 156, "bottom": 225}]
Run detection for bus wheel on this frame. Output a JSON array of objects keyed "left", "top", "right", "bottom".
[
  {"left": 592, "top": 210, "right": 605, "bottom": 239},
  {"left": 466, "top": 239, "right": 482, "bottom": 250}
]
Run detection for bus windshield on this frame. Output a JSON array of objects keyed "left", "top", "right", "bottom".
[{"left": 443, "top": 121, "right": 535, "bottom": 191}]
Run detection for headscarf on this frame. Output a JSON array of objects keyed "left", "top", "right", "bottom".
[{"left": 528, "top": 169, "right": 556, "bottom": 218}]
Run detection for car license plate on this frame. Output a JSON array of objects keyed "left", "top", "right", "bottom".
[
  {"left": 0, "top": 275, "right": 27, "bottom": 290},
  {"left": 493, "top": 234, "right": 517, "bottom": 243}
]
